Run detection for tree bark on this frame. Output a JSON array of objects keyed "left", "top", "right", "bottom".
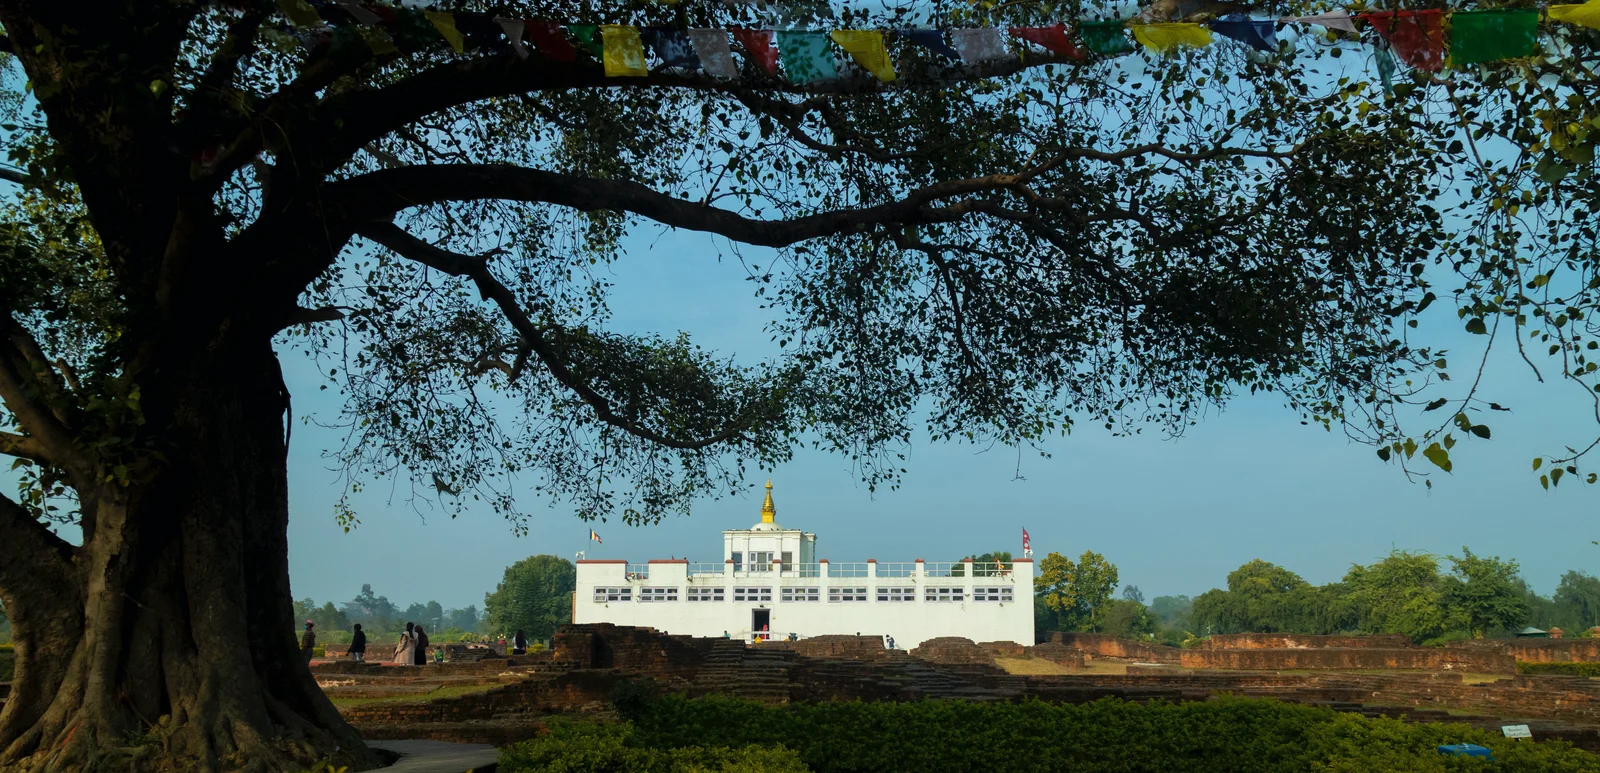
[{"left": 0, "top": 342, "right": 377, "bottom": 773}]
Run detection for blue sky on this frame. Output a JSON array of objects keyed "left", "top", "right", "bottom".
[{"left": 285, "top": 223, "right": 1598, "bottom": 612}]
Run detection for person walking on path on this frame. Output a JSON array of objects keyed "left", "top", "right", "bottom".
[
  {"left": 413, "top": 625, "right": 430, "bottom": 666},
  {"left": 300, "top": 621, "right": 317, "bottom": 663},
  {"left": 512, "top": 629, "right": 528, "bottom": 656},
  {"left": 350, "top": 624, "right": 367, "bottom": 663},
  {"left": 393, "top": 622, "right": 415, "bottom": 665}
]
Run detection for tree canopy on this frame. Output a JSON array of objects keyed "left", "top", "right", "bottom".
[
  {"left": 483, "top": 554, "right": 578, "bottom": 642},
  {"left": 4, "top": 0, "right": 1600, "bottom": 770}
]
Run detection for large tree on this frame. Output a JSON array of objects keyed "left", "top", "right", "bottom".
[
  {"left": 0, "top": 0, "right": 1589, "bottom": 771},
  {"left": 483, "top": 554, "right": 577, "bottom": 642}
]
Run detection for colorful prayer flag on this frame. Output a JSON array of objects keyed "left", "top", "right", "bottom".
[
  {"left": 277, "top": 0, "right": 324, "bottom": 28},
  {"left": 590, "top": 529, "right": 603, "bottom": 544},
  {"left": 601, "top": 25, "right": 649, "bottom": 77},
  {"left": 526, "top": 22, "right": 578, "bottom": 62},
  {"left": 1359, "top": 10, "right": 1444, "bottom": 72},
  {"left": 569, "top": 24, "right": 604, "bottom": 57},
  {"left": 777, "top": 30, "right": 837, "bottom": 84},
  {"left": 1549, "top": 0, "right": 1600, "bottom": 30},
  {"left": 643, "top": 27, "right": 701, "bottom": 69},
  {"left": 1284, "top": 11, "right": 1358, "bottom": 33},
  {"left": 425, "top": 11, "right": 465, "bottom": 53},
  {"left": 831, "top": 30, "right": 897, "bottom": 81},
  {"left": 689, "top": 28, "right": 740, "bottom": 78},
  {"left": 949, "top": 28, "right": 1010, "bottom": 63},
  {"left": 1130, "top": 23, "right": 1214, "bottom": 53},
  {"left": 733, "top": 29, "right": 780, "bottom": 75},
  {"left": 1077, "top": 20, "right": 1136, "bottom": 55},
  {"left": 898, "top": 29, "right": 959, "bottom": 60},
  {"left": 1207, "top": 16, "right": 1277, "bottom": 52},
  {"left": 1450, "top": 10, "right": 1538, "bottom": 66},
  {"left": 1009, "top": 24, "right": 1086, "bottom": 59}
]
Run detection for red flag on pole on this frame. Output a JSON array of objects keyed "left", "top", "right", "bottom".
[{"left": 1021, "top": 528, "right": 1031, "bottom": 554}]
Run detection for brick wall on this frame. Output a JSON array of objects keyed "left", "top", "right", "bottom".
[
  {"left": 1046, "top": 633, "right": 1183, "bottom": 664},
  {"left": 1202, "top": 634, "right": 1413, "bottom": 650},
  {"left": 1026, "top": 642, "right": 1085, "bottom": 668},
  {"left": 552, "top": 623, "right": 715, "bottom": 682},
  {"left": 768, "top": 635, "right": 896, "bottom": 661},
  {"left": 1179, "top": 647, "right": 1516, "bottom": 674},
  {"left": 910, "top": 637, "right": 996, "bottom": 665},
  {"left": 1444, "top": 638, "right": 1600, "bottom": 663}
]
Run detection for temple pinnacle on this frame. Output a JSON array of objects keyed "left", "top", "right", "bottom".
[{"left": 760, "top": 479, "right": 776, "bottom": 523}]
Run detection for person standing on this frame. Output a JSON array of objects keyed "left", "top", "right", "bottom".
[
  {"left": 885, "top": 634, "right": 896, "bottom": 651},
  {"left": 512, "top": 629, "right": 528, "bottom": 656},
  {"left": 393, "top": 622, "right": 415, "bottom": 665},
  {"left": 300, "top": 621, "right": 317, "bottom": 664},
  {"left": 413, "top": 625, "right": 430, "bottom": 666},
  {"left": 350, "top": 624, "right": 367, "bottom": 663}
]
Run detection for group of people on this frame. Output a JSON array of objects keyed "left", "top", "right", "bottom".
[
  {"left": 390, "top": 622, "right": 432, "bottom": 665},
  {"left": 297, "top": 620, "right": 432, "bottom": 665}
]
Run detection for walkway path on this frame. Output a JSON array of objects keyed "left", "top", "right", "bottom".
[{"left": 370, "top": 740, "right": 499, "bottom": 773}]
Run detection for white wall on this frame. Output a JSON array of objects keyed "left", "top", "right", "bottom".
[{"left": 573, "top": 559, "right": 1034, "bottom": 649}]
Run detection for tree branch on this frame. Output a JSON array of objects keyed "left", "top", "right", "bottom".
[
  {"left": 0, "top": 431, "right": 50, "bottom": 465},
  {"left": 229, "top": 49, "right": 1088, "bottom": 183},
  {"left": 354, "top": 221, "right": 758, "bottom": 451},
  {"left": 0, "top": 311, "right": 90, "bottom": 481},
  {"left": 323, "top": 163, "right": 1013, "bottom": 248},
  {"left": 0, "top": 489, "right": 77, "bottom": 587},
  {"left": 278, "top": 305, "right": 348, "bottom": 331}
]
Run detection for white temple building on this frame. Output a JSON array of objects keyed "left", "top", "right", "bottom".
[{"left": 573, "top": 481, "right": 1034, "bottom": 648}]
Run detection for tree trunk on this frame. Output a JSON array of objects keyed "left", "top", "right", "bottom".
[{"left": 0, "top": 343, "right": 378, "bottom": 773}]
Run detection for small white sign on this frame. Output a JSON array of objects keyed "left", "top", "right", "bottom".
[{"left": 1502, "top": 724, "right": 1533, "bottom": 739}]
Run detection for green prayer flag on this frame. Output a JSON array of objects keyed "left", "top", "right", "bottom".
[
  {"left": 777, "top": 31, "right": 838, "bottom": 84},
  {"left": 569, "top": 24, "right": 604, "bottom": 57},
  {"left": 1077, "top": 20, "right": 1135, "bottom": 55},
  {"left": 1450, "top": 10, "right": 1538, "bottom": 66}
]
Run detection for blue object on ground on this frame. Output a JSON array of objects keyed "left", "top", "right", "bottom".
[{"left": 1437, "top": 743, "right": 1494, "bottom": 759}]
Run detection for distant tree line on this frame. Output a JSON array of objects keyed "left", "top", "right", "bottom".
[
  {"left": 1034, "top": 547, "right": 1600, "bottom": 647},
  {"left": 291, "top": 554, "right": 578, "bottom": 646}
]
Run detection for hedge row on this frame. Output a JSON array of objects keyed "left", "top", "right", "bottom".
[
  {"left": 501, "top": 722, "right": 806, "bottom": 773},
  {"left": 502, "top": 694, "right": 1600, "bottom": 773},
  {"left": 1520, "top": 661, "right": 1600, "bottom": 677}
]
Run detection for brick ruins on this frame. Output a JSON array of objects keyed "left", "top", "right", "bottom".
[{"left": 285, "top": 624, "right": 1600, "bottom": 754}]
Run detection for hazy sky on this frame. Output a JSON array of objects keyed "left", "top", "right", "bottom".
[{"left": 285, "top": 223, "right": 1597, "bottom": 612}]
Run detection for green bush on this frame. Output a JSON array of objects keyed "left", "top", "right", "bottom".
[
  {"left": 549, "top": 694, "right": 1600, "bottom": 773},
  {"left": 1519, "top": 661, "right": 1600, "bottom": 677},
  {"left": 500, "top": 721, "right": 807, "bottom": 773}
]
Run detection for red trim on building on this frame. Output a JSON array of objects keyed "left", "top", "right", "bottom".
[
  {"left": 725, "top": 559, "right": 735, "bottom": 563},
  {"left": 577, "top": 559, "right": 627, "bottom": 564},
  {"left": 915, "top": 558, "right": 925, "bottom": 563},
  {"left": 1012, "top": 558, "right": 1033, "bottom": 563},
  {"left": 866, "top": 558, "right": 877, "bottom": 563},
  {"left": 647, "top": 559, "right": 689, "bottom": 564},
  {"left": 819, "top": 559, "right": 830, "bottom": 564}
]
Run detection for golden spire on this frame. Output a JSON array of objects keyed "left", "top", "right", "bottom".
[{"left": 760, "top": 479, "right": 776, "bottom": 524}]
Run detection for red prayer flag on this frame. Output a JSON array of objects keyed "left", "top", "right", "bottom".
[
  {"left": 732, "top": 28, "right": 779, "bottom": 75},
  {"left": 1022, "top": 528, "right": 1031, "bottom": 553},
  {"left": 1008, "top": 24, "right": 1085, "bottom": 59},
  {"left": 1359, "top": 10, "right": 1444, "bottom": 72},
  {"left": 525, "top": 20, "right": 577, "bottom": 62}
]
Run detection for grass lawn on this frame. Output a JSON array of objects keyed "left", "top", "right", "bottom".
[
  {"left": 329, "top": 682, "right": 503, "bottom": 710},
  {"left": 993, "top": 657, "right": 1077, "bottom": 675}
]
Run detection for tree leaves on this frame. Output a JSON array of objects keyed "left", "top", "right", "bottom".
[{"left": 1422, "top": 442, "right": 1452, "bottom": 473}]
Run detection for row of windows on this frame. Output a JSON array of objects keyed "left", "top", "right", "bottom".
[{"left": 595, "top": 586, "right": 1013, "bottom": 603}]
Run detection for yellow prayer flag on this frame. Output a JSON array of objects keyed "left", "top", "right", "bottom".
[
  {"left": 1550, "top": 1, "right": 1600, "bottom": 29},
  {"left": 425, "top": 11, "right": 466, "bottom": 53},
  {"left": 602, "top": 25, "right": 650, "bottom": 77},
  {"left": 830, "top": 30, "right": 897, "bottom": 82},
  {"left": 1130, "top": 23, "right": 1213, "bottom": 53},
  {"left": 277, "top": 0, "right": 324, "bottom": 28}
]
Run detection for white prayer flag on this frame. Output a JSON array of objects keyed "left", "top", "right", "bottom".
[
  {"left": 950, "top": 28, "right": 1010, "bottom": 63},
  {"left": 494, "top": 17, "right": 529, "bottom": 59},
  {"left": 1284, "top": 11, "right": 1357, "bottom": 33},
  {"left": 689, "top": 28, "right": 740, "bottom": 78}
]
